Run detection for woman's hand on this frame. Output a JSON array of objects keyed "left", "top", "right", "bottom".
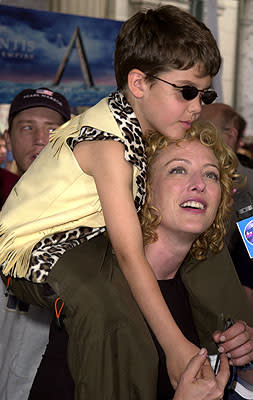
[
  {"left": 213, "top": 321, "right": 253, "bottom": 384},
  {"left": 173, "top": 348, "right": 229, "bottom": 400}
]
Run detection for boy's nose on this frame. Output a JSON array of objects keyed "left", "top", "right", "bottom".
[{"left": 188, "top": 94, "right": 202, "bottom": 116}]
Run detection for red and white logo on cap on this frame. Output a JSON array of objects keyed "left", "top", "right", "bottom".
[{"left": 36, "top": 88, "right": 54, "bottom": 97}]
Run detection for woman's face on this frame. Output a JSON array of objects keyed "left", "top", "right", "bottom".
[{"left": 150, "top": 139, "right": 221, "bottom": 241}]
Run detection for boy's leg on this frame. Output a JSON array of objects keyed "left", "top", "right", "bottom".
[
  {"left": 0, "top": 272, "right": 57, "bottom": 308},
  {"left": 1, "top": 234, "right": 158, "bottom": 400},
  {"left": 47, "top": 235, "right": 158, "bottom": 400},
  {"left": 28, "top": 317, "right": 75, "bottom": 400}
]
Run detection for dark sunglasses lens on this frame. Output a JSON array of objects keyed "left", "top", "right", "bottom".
[
  {"left": 201, "top": 91, "right": 218, "bottom": 105},
  {"left": 181, "top": 86, "right": 198, "bottom": 101}
]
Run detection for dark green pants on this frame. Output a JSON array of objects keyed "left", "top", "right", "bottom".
[{"left": 2, "top": 234, "right": 158, "bottom": 400}]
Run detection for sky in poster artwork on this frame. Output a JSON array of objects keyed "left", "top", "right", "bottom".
[{"left": 0, "top": 5, "right": 123, "bottom": 106}]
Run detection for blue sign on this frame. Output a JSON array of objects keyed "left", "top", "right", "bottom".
[{"left": 237, "top": 217, "right": 253, "bottom": 258}]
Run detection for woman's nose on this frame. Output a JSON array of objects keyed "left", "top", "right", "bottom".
[{"left": 188, "top": 173, "right": 206, "bottom": 192}]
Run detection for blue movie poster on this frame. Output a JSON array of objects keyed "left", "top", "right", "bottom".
[
  {"left": 0, "top": 5, "right": 123, "bottom": 107},
  {"left": 237, "top": 217, "right": 253, "bottom": 258}
]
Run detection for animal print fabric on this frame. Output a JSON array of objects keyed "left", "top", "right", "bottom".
[{"left": 26, "top": 91, "right": 147, "bottom": 283}]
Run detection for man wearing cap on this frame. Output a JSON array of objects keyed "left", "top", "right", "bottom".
[
  {"left": 0, "top": 87, "right": 71, "bottom": 400},
  {"left": 4, "top": 87, "right": 70, "bottom": 176}
]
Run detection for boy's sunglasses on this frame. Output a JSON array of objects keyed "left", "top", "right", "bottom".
[{"left": 148, "top": 75, "right": 217, "bottom": 105}]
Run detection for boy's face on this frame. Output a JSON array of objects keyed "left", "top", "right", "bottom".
[{"left": 131, "top": 65, "right": 212, "bottom": 139}]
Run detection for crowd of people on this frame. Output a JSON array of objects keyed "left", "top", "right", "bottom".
[{"left": 0, "top": 4, "right": 253, "bottom": 400}]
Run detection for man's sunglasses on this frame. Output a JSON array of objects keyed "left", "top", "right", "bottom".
[{"left": 148, "top": 75, "right": 217, "bottom": 105}]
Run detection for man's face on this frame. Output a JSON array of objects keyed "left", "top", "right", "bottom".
[
  {"left": 6, "top": 107, "right": 65, "bottom": 175},
  {"left": 220, "top": 123, "right": 237, "bottom": 151},
  {"left": 199, "top": 105, "right": 238, "bottom": 151}
]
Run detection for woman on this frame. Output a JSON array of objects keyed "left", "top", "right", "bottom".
[
  {"left": 29, "top": 121, "right": 253, "bottom": 399},
  {"left": 141, "top": 123, "right": 253, "bottom": 398}
]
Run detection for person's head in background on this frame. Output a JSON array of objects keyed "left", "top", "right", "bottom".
[
  {"left": 4, "top": 87, "right": 71, "bottom": 176},
  {"left": 0, "top": 133, "right": 7, "bottom": 165},
  {"left": 199, "top": 103, "right": 246, "bottom": 152},
  {"left": 114, "top": 5, "right": 221, "bottom": 139}
]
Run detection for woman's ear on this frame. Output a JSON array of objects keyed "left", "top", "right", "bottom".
[{"left": 128, "top": 69, "right": 147, "bottom": 98}]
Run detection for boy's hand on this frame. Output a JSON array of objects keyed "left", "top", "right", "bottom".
[
  {"left": 166, "top": 340, "right": 215, "bottom": 389},
  {"left": 173, "top": 349, "right": 229, "bottom": 400},
  {"left": 213, "top": 321, "right": 253, "bottom": 367}
]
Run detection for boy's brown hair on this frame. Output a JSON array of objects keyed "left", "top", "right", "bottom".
[{"left": 114, "top": 5, "right": 221, "bottom": 91}]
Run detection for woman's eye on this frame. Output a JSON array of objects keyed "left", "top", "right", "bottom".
[
  {"left": 205, "top": 171, "right": 219, "bottom": 181},
  {"left": 169, "top": 166, "right": 186, "bottom": 174}
]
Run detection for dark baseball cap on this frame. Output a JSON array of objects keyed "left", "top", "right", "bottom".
[{"left": 8, "top": 87, "right": 71, "bottom": 125}]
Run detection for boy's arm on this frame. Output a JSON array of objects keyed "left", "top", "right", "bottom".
[{"left": 74, "top": 139, "right": 205, "bottom": 387}]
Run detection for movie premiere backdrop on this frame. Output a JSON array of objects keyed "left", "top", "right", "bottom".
[{"left": 0, "top": 5, "right": 123, "bottom": 109}]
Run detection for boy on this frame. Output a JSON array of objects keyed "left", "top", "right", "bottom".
[{"left": 0, "top": 5, "right": 223, "bottom": 399}]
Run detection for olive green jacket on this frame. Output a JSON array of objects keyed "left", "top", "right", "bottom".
[{"left": 181, "top": 245, "right": 253, "bottom": 353}]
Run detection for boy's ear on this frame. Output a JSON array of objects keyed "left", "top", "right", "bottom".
[{"left": 128, "top": 69, "right": 147, "bottom": 98}]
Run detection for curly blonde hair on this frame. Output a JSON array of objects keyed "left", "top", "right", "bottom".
[{"left": 140, "top": 120, "right": 238, "bottom": 260}]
